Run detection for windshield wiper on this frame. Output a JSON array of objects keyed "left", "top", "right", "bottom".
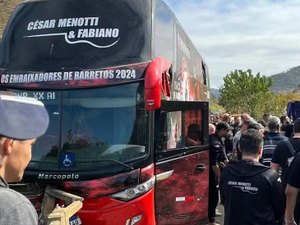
[
  {"left": 94, "top": 158, "right": 134, "bottom": 170},
  {"left": 30, "top": 158, "right": 134, "bottom": 170}
]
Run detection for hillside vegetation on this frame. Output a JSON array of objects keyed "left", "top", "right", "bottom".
[
  {"left": 0, "top": 0, "right": 22, "bottom": 36},
  {"left": 271, "top": 66, "right": 300, "bottom": 93},
  {"left": 211, "top": 65, "right": 300, "bottom": 99}
]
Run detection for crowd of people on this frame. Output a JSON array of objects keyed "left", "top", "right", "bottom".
[{"left": 208, "top": 112, "right": 300, "bottom": 225}]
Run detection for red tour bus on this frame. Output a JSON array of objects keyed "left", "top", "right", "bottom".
[{"left": 0, "top": 0, "right": 210, "bottom": 224}]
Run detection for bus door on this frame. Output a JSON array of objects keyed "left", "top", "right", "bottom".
[{"left": 154, "top": 101, "right": 209, "bottom": 225}]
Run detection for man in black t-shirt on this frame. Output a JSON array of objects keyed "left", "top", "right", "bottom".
[
  {"left": 271, "top": 118, "right": 300, "bottom": 183},
  {"left": 271, "top": 118, "right": 300, "bottom": 224},
  {"left": 285, "top": 153, "right": 300, "bottom": 225}
]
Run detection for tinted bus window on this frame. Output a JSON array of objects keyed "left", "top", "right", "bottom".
[
  {"left": 184, "top": 109, "right": 203, "bottom": 146},
  {"left": 154, "top": 1, "right": 174, "bottom": 62},
  {"left": 166, "top": 111, "right": 183, "bottom": 149},
  {"left": 155, "top": 108, "right": 203, "bottom": 151}
]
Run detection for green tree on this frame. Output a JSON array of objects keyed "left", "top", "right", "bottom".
[
  {"left": 269, "top": 91, "right": 300, "bottom": 116},
  {"left": 209, "top": 93, "right": 224, "bottom": 114},
  {"left": 219, "top": 69, "right": 273, "bottom": 119}
]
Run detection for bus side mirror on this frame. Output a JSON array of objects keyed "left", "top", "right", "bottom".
[{"left": 144, "top": 57, "right": 171, "bottom": 111}]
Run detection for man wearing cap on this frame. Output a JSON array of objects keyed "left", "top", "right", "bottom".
[
  {"left": 0, "top": 93, "right": 49, "bottom": 225},
  {"left": 220, "top": 128, "right": 285, "bottom": 225},
  {"left": 208, "top": 121, "right": 232, "bottom": 225}
]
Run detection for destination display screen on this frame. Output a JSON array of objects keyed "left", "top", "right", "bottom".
[{"left": 0, "top": 0, "right": 151, "bottom": 88}]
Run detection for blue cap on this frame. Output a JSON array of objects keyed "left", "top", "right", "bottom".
[{"left": 0, "top": 94, "right": 49, "bottom": 140}]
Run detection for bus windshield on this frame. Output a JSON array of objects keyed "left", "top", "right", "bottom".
[{"left": 14, "top": 82, "right": 147, "bottom": 171}]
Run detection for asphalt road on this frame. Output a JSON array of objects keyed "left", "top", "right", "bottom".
[{"left": 216, "top": 202, "right": 224, "bottom": 225}]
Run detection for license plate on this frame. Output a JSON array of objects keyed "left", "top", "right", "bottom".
[{"left": 69, "top": 216, "right": 82, "bottom": 225}]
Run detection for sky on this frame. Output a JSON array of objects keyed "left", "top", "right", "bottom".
[{"left": 164, "top": 0, "right": 300, "bottom": 88}]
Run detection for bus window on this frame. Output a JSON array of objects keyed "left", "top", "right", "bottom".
[
  {"left": 202, "top": 62, "right": 208, "bottom": 86},
  {"left": 184, "top": 109, "right": 203, "bottom": 146},
  {"left": 166, "top": 111, "right": 182, "bottom": 149},
  {"left": 186, "top": 123, "right": 202, "bottom": 146},
  {"left": 154, "top": 0, "right": 174, "bottom": 62},
  {"left": 155, "top": 110, "right": 183, "bottom": 151},
  {"left": 32, "top": 103, "right": 61, "bottom": 160},
  {"left": 17, "top": 83, "right": 148, "bottom": 171},
  {"left": 155, "top": 108, "right": 204, "bottom": 151}
]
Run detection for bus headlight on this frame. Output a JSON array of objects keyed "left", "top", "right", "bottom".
[{"left": 111, "top": 177, "right": 155, "bottom": 201}]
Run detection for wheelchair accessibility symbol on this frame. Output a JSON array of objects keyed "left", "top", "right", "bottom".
[
  {"left": 63, "top": 155, "right": 72, "bottom": 167},
  {"left": 60, "top": 152, "right": 76, "bottom": 168}
]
